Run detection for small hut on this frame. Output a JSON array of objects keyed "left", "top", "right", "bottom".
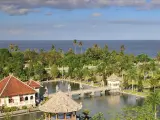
[
  {"left": 107, "top": 73, "right": 122, "bottom": 90},
  {"left": 39, "top": 91, "right": 82, "bottom": 120}
]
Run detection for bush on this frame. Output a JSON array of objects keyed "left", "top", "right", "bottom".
[
  {"left": 3, "top": 106, "right": 19, "bottom": 112},
  {"left": 22, "top": 106, "right": 27, "bottom": 109},
  {"left": 10, "top": 107, "right": 19, "bottom": 111},
  {"left": 82, "top": 109, "right": 90, "bottom": 116},
  {"left": 3, "top": 107, "right": 11, "bottom": 112}
]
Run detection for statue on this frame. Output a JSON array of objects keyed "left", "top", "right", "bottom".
[
  {"left": 91, "top": 81, "right": 94, "bottom": 86},
  {"left": 101, "top": 80, "right": 105, "bottom": 87},
  {"left": 56, "top": 85, "right": 59, "bottom": 92},
  {"left": 68, "top": 84, "right": 71, "bottom": 92},
  {"left": 43, "top": 86, "right": 48, "bottom": 98},
  {"left": 80, "top": 83, "right": 83, "bottom": 90}
]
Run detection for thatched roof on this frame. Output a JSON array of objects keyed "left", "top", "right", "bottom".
[
  {"left": 39, "top": 91, "right": 82, "bottom": 113},
  {"left": 107, "top": 73, "right": 121, "bottom": 81}
]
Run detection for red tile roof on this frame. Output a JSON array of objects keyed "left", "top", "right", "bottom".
[
  {"left": 26, "top": 80, "right": 42, "bottom": 89},
  {"left": 0, "top": 76, "right": 36, "bottom": 98}
]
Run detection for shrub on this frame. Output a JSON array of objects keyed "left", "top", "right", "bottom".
[
  {"left": 22, "top": 106, "right": 27, "bottom": 109},
  {"left": 3, "top": 106, "right": 19, "bottom": 112},
  {"left": 10, "top": 107, "right": 18, "bottom": 111},
  {"left": 82, "top": 109, "right": 90, "bottom": 116},
  {"left": 3, "top": 107, "right": 11, "bottom": 112}
]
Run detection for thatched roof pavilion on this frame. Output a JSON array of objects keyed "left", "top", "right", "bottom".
[
  {"left": 39, "top": 91, "right": 82, "bottom": 120},
  {"left": 107, "top": 73, "right": 122, "bottom": 82}
]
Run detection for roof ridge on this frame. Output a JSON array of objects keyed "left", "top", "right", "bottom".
[
  {"left": 0, "top": 76, "right": 12, "bottom": 97},
  {"left": 0, "top": 76, "right": 9, "bottom": 83},
  {"left": 29, "top": 80, "right": 43, "bottom": 87},
  {"left": 29, "top": 80, "right": 32, "bottom": 85},
  {"left": 12, "top": 76, "right": 36, "bottom": 92}
]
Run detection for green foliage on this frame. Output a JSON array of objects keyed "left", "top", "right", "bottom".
[
  {"left": 82, "top": 109, "right": 90, "bottom": 115},
  {"left": 50, "top": 64, "right": 59, "bottom": 79},
  {"left": 0, "top": 42, "right": 160, "bottom": 90},
  {"left": 4, "top": 112, "right": 11, "bottom": 120},
  {"left": 91, "top": 112, "right": 105, "bottom": 120},
  {"left": 114, "top": 104, "right": 155, "bottom": 120},
  {"left": 113, "top": 92, "right": 160, "bottom": 120},
  {"left": 136, "top": 54, "right": 151, "bottom": 63},
  {"left": 3, "top": 106, "right": 19, "bottom": 112},
  {"left": 22, "top": 106, "right": 27, "bottom": 109}
]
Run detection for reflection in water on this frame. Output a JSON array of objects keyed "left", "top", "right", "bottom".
[
  {"left": 106, "top": 96, "right": 120, "bottom": 105},
  {"left": 0, "top": 81, "right": 144, "bottom": 120}
]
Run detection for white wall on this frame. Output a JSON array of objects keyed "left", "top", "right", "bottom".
[
  {"left": 108, "top": 81, "right": 120, "bottom": 89},
  {"left": 0, "top": 94, "right": 36, "bottom": 107}
]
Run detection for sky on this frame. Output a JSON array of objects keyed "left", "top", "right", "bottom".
[{"left": 1, "top": 0, "right": 160, "bottom": 40}]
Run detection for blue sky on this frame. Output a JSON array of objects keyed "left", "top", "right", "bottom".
[{"left": 1, "top": 0, "right": 160, "bottom": 40}]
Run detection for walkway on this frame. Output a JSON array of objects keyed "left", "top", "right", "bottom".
[
  {"left": 42, "top": 79, "right": 98, "bottom": 88},
  {"left": 48, "top": 86, "right": 120, "bottom": 97}
]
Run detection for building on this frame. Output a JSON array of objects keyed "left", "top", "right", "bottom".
[
  {"left": 26, "top": 80, "right": 42, "bottom": 97},
  {"left": 0, "top": 75, "right": 36, "bottom": 108},
  {"left": 39, "top": 91, "right": 82, "bottom": 120},
  {"left": 107, "top": 73, "right": 121, "bottom": 91}
]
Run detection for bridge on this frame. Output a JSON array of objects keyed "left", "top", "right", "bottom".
[
  {"left": 42, "top": 79, "right": 99, "bottom": 88},
  {"left": 48, "top": 87, "right": 120, "bottom": 98}
]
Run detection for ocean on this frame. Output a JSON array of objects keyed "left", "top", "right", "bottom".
[{"left": 0, "top": 40, "right": 160, "bottom": 58}]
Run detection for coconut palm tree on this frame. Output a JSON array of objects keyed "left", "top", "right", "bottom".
[
  {"left": 73, "top": 39, "right": 77, "bottom": 54},
  {"left": 9, "top": 44, "right": 14, "bottom": 51},
  {"left": 156, "top": 52, "right": 160, "bottom": 62},
  {"left": 149, "top": 74, "right": 160, "bottom": 92},
  {"left": 79, "top": 41, "right": 83, "bottom": 54},
  {"left": 93, "top": 44, "right": 98, "bottom": 49},
  {"left": 126, "top": 66, "right": 137, "bottom": 92},
  {"left": 149, "top": 60, "right": 156, "bottom": 77},
  {"left": 120, "top": 44, "right": 125, "bottom": 53},
  {"left": 146, "top": 92, "right": 160, "bottom": 119}
]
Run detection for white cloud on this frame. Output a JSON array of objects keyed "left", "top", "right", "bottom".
[{"left": 0, "top": 0, "right": 158, "bottom": 15}]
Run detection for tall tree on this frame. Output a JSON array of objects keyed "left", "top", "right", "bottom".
[
  {"left": 126, "top": 66, "right": 137, "bottom": 92},
  {"left": 50, "top": 64, "right": 59, "bottom": 79},
  {"left": 149, "top": 75, "right": 159, "bottom": 92},
  {"left": 120, "top": 44, "right": 125, "bottom": 53},
  {"left": 79, "top": 41, "right": 83, "bottom": 54},
  {"left": 146, "top": 92, "right": 160, "bottom": 119},
  {"left": 73, "top": 39, "right": 77, "bottom": 54}
]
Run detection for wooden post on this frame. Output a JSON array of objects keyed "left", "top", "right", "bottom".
[
  {"left": 44, "top": 113, "right": 47, "bottom": 120},
  {"left": 73, "top": 111, "right": 76, "bottom": 120},
  {"left": 64, "top": 113, "right": 66, "bottom": 120},
  {"left": 71, "top": 112, "right": 73, "bottom": 120},
  {"left": 48, "top": 113, "right": 51, "bottom": 120},
  {"left": 56, "top": 113, "right": 58, "bottom": 120}
]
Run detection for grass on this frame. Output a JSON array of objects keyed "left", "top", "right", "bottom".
[{"left": 123, "top": 89, "right": 150, "bottom": 97}]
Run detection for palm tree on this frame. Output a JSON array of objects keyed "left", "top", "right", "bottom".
[
  {"left": 126, "top": 66, "right": 137, "bottom": 92},
  {"left": 146, "top": 92, "right": 160, "bottom": 119},
  {"left": 79, "top": 41, "right": 83, "bottom": 54},
  {"left": 156, "top": 52, "right": 160, "bottom": 62},
  {"left": 148, "top": 60, "right": 156, "bottom": 77},
  {"left": 93, "top": 44, "right": 98, "bottom": 49},
  {"left": 120, "top": 44, "right": 125, "bottom": 53},
  {"left": 149, "top": 74, "right": 159, "bottom": 92},
  {"left": 9, "top": 44, "right": 14, "bottom": 51},
  {"left": 73, "top": 39, "right": 77, "bottom": 54}
]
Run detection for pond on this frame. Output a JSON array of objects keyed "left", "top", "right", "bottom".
[{"left": 0, "top": 81, "right": 144, "bottom": 120}]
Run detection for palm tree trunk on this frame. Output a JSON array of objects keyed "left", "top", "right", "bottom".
[
  {"left": 81, "top": 47, "right": 82, "bottom": 54},
  {"left": 75, "top": 46, "right": 76, "bottom": 54},
  {"left": 155, "top": 105, "right": 157, "bottom": 119},
  {"left": 132, "top": 79, "right": 134, "bottom": 92}
]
